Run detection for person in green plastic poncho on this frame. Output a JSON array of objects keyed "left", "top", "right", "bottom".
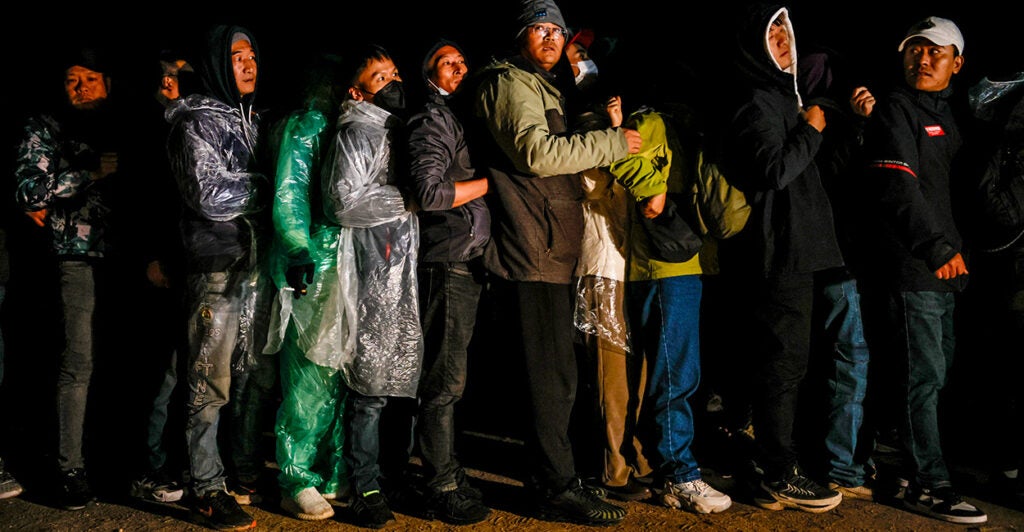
[{"left": 264, "top": 54, "right": 352, "bottom": 522}]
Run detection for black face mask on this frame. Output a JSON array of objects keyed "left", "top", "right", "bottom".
[{"left": 370, "top": 80, "right": 405, "bottom": 115}]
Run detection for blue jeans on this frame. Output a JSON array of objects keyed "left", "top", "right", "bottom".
[
  {"left": 416, "top": 261, "right": 482, "bottom": 493},
  {"left": 185, "top": 271, "right": 244, "bottom": 496},
  {"left": 821, "top": 278, "right": 872, "bottom": 487},
  {"left": 345, "top": 392, "right": 388, "bottom": 495},
  {"left": 897, "top": 290, "right": 956, "bottom": 489},
  {"left": 628, "top": 275, "right": 702, "bottom": 484},
  {"left": 56, "top": 261, "right": 98, "bottom": 471}
]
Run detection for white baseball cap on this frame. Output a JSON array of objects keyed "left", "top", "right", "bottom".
[{"left": 898, "top": 16, "right": 964, "bottom": 54}]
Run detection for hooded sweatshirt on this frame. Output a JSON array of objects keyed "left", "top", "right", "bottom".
[
  {"left": 166, "top": 24, "right": 269, "bottom": 273},
  {"left": 719, "top": 4, "right": 843, "bottom": 277}
]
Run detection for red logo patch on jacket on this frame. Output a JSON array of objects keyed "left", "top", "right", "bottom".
[{"left": 924, "top": 125, "right": 945, "bottom": 137}]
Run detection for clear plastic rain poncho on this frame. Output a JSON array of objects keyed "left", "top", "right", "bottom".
[
  {"left": 320, "top": 99, "right": 422, "bottom": 398},
  {"left": 574, "top": 167, "right": 631, "bottom": 353},
  {"left": 165, "top": 92, "right": 272, "bottom": 374}
]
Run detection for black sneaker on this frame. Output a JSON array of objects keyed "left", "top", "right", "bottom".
[
  {"left": 538, "top": 478, "right": 627, "bottom": 526},
  {"left": 903, "top": 485, "right": 987, "bottom": 525},
  {"left": 190, "top": 490, "right": 256, "bottom": 531},
  {"left": 351, "top": 490, "right": 395, "bottom": 529},
  {"left": 58, "top": 468, "right": 95, "bottom": 510},
  {"left": 426, "top": 486, "right": 491, "bottom": 525},
  {"left": 756, "top": 467, "right": 841, "bottom": 513}
]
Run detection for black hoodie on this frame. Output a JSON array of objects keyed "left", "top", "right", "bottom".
[{"left": 718, "top": 3, "right": 843, "bottom": 277}]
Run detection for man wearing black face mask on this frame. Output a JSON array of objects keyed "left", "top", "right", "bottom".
[{"left": 320, "top": 43, "right": 423, "bottom": 529}]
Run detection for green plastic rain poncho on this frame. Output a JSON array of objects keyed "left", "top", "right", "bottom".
[{"left": 265, "top": 69, "right": 351, "bottom": 497}]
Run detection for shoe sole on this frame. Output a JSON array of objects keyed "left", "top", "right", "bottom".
[
  {"left": 902, "top": 500, "right": 989, "bottom": 525},
  {"left": 281, "top": 499, "right": 335, "bottom": 521},
  {"left": 0, "top": 488, "right": 24, "bottom": 500},
  {"left": 190, "top": 509, "right": 257, "bottom": 531},
  {"left": 662, "top": 493, "right": 732, "bottom": 514},
  {"left": 537, "top": 508, "right": 624, "bottom": 527},
  {"left": 755, "top": 496, "right": 840, "bottom": 514}
]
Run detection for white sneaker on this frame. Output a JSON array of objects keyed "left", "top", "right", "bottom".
[
  {"left": 661, "top": 478, "right": 732, "bottom": 514},
  {"left": 281, "top": 487, "right": 335, "bottom": 521}
]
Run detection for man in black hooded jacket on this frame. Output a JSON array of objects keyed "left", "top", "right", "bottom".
[
  {"left": 166, "top": 24, "right": 271, "bottom": 531},
  {"left": 718, "top": 3, "right": 844, "bottom": 514}
]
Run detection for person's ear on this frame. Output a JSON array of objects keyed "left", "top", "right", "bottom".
[
  {"left": 952, "top": 54, "right": 965, "bottom": 75},
  {"left": 347, "top": 86, "right": 363, "bottom": 101}
]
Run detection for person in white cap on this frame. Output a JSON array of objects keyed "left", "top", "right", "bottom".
[{"left": 859, "top": 15, "right": 988, "bottom": 525}]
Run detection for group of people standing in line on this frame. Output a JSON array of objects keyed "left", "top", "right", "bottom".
[{"left": 1, "top": 0, "right": 1022, "bottom": 530}]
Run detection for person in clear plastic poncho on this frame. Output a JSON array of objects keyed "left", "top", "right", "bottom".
[
  {"left": 319, "top": 43, "right": 422, "bottom": 529},
  {"left": 263, "top": 54, "right": 350, "bottom": 521}
]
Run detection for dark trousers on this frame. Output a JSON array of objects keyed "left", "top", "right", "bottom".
[
  {"left": 416, "top": 261, "right": 483, "bottom": 493},
  {"left": 515, "top": 281, "right": 578, "bottom": 494},
  {"left": 749, "top": 272, "right": 815, "bottom": 481}
]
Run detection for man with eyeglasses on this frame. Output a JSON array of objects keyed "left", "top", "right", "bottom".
[{"left": 465, "top": 0, "right": 641, "bottom": 526}]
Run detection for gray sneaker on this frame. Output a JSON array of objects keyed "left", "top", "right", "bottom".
[{"left": 661, "top": 478, "right": 732, "bottom": 514}]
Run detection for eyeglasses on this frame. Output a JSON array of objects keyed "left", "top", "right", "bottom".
[{"left": 528, "top": 24, "right": 567, "bottom": 41}]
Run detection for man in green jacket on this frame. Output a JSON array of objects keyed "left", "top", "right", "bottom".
[{"left": 469, "top": 0, "right": 640, "bottom": 525}]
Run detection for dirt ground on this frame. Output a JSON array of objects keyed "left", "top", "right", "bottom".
[{"left": 2, "top": 442, "right": 1022, "bottom": 532}]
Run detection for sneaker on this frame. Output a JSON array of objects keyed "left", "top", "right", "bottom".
[
  {"left": 425, "top": 486, "right": 491, "bottom": 525},
  {"left": 756, "top": 467, "right": 841, "bottom": 513},
  {"left": 888, "top": 477, "right": 910, "bottom": 502},
  {"left": 661, "top": 478, "right": 732, "bottom": 514},
  {"left": 190, "top": 490, "right": 256, "bottom": 530},
  {"left": 0, "top": 463, "right": 23, "bottom": 500},
  {"left": 903, "top": 485, "right": 987, "bottom": 525},
  {"left": 281, "top": 487, "right": 334, "bottom": 521},
  {"left": 226, "top": 477, "right": 262, "bottom": 505},
  {"left": 828, "top": 481, "right": 873, "bottom": 501},
  {"left": 58, "top": 468, "right": 95, "bottom": 510},
  {"left": 604, "top": 478, "right": 651, "bottom": 502},
  {"left": 131, "top": 468, "right": 184, "bottom": 503},
  {"left": 350, "top": 490, "right": 395, "bottom": 529},
  {"left": 538, "top": 478, "right": 627, "bottom": 526}
]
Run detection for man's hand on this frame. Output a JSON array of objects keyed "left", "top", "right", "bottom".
[
  {"left": 146, "top": 260, "right": 171, "bottom": 288},
  {"left": 622, "top": 128, "right": 642, "bottom": 154},
  {"left": 606, "top": 96, "right": 623, "bottom": 128},
  {"left": 850, "top": 86, "right": 876, "bottom": 118},
  {"left": 802, "top": 105, "right": 826, "bottom": 132},
  {"left": 286, "top": 263, "right": 315, "bottom": 298},
  {"left": 934, "top": 252, "right": 968, "bottom": 280},
  {"left": 642, "top": 192, "right": 666, "bottom": 219}
]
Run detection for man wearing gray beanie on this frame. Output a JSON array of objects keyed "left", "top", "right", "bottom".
[{"left": 465, "top": 0, "right": 642, "bottom": 525}]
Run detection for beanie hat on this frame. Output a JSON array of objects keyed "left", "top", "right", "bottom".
[
  {"left": 62, "top": 46, "right": 110, "bottom": 75},
  {"left": 516, "top": 0, "right": 566, "bottom": 37},
  {"left": 898, "top": 16, "right": 964, "bottom": 55}
]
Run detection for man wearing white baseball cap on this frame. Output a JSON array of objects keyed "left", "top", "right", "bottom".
[{"left": 861, "top": 14, "right": 987, "bottom": 525}]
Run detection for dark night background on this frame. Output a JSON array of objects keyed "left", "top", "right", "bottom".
[
  {"left": 0, "top": 0, "right": 1021, "bottom": 503},
  {"left": 2, "top": 1, "right": 1020, "bottom": 117}
]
